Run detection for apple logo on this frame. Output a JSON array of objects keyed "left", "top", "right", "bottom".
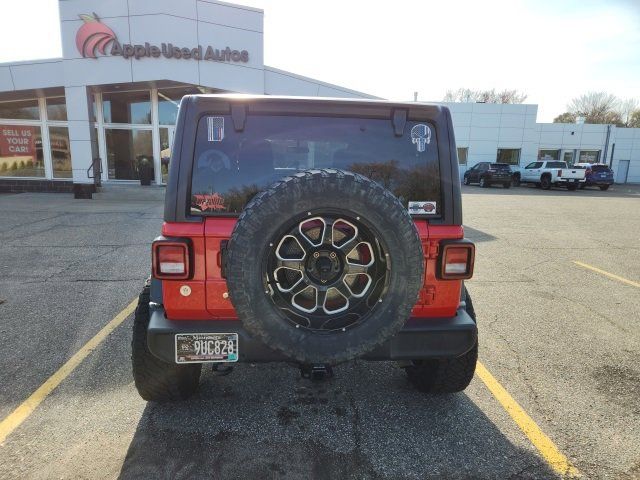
[{"left": 75, "top": 13, "right": 116, "bottom": 59}]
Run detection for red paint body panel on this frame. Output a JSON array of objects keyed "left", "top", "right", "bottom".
[
  {"left": 159, "top": 220, "right": 467, "bottom": 321},
  {"left": 411, "top": 223, "right": 464, "bottom": 318},
  {"left": 161, "top": 222, "right": 211, "bottom": 319},
  {"left": 204, "top": 218, "right": 237, "bottom": 318}
]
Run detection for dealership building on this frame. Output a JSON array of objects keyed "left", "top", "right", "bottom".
[{"left": 0, "top": 0, "right": 639, "bottom": 196}]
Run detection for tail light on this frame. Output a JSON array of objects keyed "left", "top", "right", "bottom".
[
  {"left": 438, "top": 240, "right": 475, "bottom": 280},
  {"left": 557, "top": 169, "right": 562, "bottom": 177},
  {"left": 152, "top": 238, "right": 191, "bottom": 280}
]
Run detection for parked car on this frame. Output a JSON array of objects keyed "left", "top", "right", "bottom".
[
  {"left": 132, "top": 95, "right": 478, "bottom": 401},
  {"left": 518, "top": 160, "right": 586, "bottom": 190},
  {"left": 463, "top": 162, "right": 512, "bottom": 188},
  {"left": 573, "top": 163, "right": 614, "bottom": 190}
]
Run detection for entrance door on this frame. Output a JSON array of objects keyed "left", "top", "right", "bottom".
[
  {"left": 563, "top": 151, "right": 574, "bottom": 166},
  {"left": 159, "top": 127, "right": 175, "bottom": 184},
  {"left": 616, "top": 160, "right": 630, "bottom": 184},
  {"left": 105, "top": 128, "right": 154, "bottom": 181}
]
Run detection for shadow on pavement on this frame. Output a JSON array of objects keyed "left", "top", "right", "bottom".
[
  {"left": 118, "top": 362, "right": 558, "bottom": 480},
  {"left": 463, "top": 226, "right": 497, "bottom": 243}
]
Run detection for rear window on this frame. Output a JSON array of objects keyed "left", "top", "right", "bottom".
[
  {"left": 546, "top": 161, "right": 566, "bottom": 168},
  {"left": 190, "top": 114, "right": 440, "bottom": 215},
  {"left": 591, "top": 165, "right": 611, "bottom": 172},
  {"left": 490, "top": 163, "right": 511, "bottom": 171}
]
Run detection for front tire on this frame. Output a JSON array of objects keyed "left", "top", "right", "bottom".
[
  {"left": 132, "top": 284, "right": 202, "bottom": 401},
  {"left": 599, "top": 185, "right": 610, "bottom": 191},
  {"left": 479, "top": 177, "right": 489, "bottom": 188},
  {"left": 503, "top": 182, "right": 511, "bottom": 189},
  {"left": 404, "top": 288, "right": 478, "bottom": 394},
  {"left": 511, "top": 174, "right": 521, "bottom": 187},
  {"left": 463, "top": 175, "right": 470, "bottom": 185}
]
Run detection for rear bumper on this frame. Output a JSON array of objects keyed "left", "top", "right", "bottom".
[
  {"left": 556, "top": 178, "right": 585, "bottom": 183},
  {"left": 586, "top": 178, "right": 613, "bottom": 185},
  {"left": 486, "top": 174, "right": 511, "bottom": 182},
  {"left": 147, "top": 305, "right": 478, "bottom": 363}
]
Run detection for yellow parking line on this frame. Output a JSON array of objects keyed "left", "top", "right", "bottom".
[
  {"left": 0, "top": 298, "right": 137, "bottom": 444},
  {"left": 573, "top": 261, "right": 640, "bottom": 288},
  {"left": 476, "top": 361, "right": 580, "bottom": 478}
]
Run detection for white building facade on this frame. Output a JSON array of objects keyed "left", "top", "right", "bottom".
[
  {"left": 0, "top": 0, "right": 638, "bottom": 196},
  {"left": 448, "top": 102, "right": 640, "bottom": 184}
]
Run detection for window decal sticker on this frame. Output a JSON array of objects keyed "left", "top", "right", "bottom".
[
  {"left": 207, "top": 116, "right": 224, "bottom": 142},
  {"left": 410, "top": 124, "right": 431, "bottom": 152},
  {"left": 408, "top": 201, "right": 436, "bottom": 215},
  {"left": 194, "top": 193, "right": 226, "bottom": 211}
]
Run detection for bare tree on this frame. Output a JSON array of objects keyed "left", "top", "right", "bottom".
[
  {"left": 443, "top": 88, "right": 527, "bottom": 104},
  {"left": 629, "top": 110, "right": 640, "bottom": 128},
  {"left": 567, "top": 91, "right": 621, "bottom": 124},
  {"left": 618, "top": 98, "right": 640, "bottom": 127}
]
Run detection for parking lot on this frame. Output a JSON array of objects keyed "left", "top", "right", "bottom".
[{"left": 0, "top": 184, "right": 638, "bottom": 479}]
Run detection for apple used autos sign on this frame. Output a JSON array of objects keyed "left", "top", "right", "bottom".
[{"left": 75, "top": 13, "right": 249, "bottom": 63}]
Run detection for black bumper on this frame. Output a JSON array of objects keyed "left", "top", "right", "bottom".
[{"left": 147, "top": 306, "right": 477, "bottom": 364}]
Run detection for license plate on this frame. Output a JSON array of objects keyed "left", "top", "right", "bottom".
[{"left": 175, "top": 333, "right": 238, "bottom": 364}]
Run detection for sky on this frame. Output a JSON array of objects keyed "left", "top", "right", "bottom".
[{"left": 0, "top": 0, "right": 638, "bottom": 122}]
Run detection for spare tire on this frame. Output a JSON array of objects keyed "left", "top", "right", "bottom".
[{"left": 226, "top": 169, "right": 424, "bottom": 364}]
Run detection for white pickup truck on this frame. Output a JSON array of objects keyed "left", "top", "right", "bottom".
[{"left": 514, "top": 160, "right": 586, "bottom": 191}]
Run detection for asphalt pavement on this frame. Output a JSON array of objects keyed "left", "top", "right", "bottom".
[{"left": 0, "top": 183, "right": 638, "bottom": 479}]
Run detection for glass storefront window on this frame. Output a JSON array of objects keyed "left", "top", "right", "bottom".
[
  {"left": 105, "top": 128, "right": 153, "bottom": 180},
  {"left": 579, "top": 150, "right": 600, "bottom": 163},
  {"left": 497, "top": 148, "right": 521, "bottom": 165},
  {"left": 538, "top": 149, "right": 560, "bottom": 161},
  {"left": 0, "top": 99, "right": 40, "bottom": 120},
  {"left": 160, "top": 127, "right": 173, "bottom": 183},
  {"left": 46, "top": 97, "right": 67, "bottom": 121},
  {"left": 0, "top": 124, "right": 44, "bottom": 177},
  {"left": 102, "top": 90, "right": 151, "bottom": 124},
  {"left": 49, "top": 126, "right": 72, "bottom": 178},
  {"left": 158, "top": 87, "right": 200, "bottom": 125},
  {"left": 457, "top": 147, "right": 468, "bottom": 165}
]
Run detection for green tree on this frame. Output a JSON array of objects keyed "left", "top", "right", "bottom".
[{"left": 553, "top": 112, "right": 577, "bottom": 124}]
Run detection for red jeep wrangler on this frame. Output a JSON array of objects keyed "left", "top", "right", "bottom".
[{"left": 132, "top": 95, "right": 477, "bottom": 401}]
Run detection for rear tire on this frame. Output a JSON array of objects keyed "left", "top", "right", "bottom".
[
  {"left": 502, "top": 182, "right": 511, "bottom": 189},
  {"left": 132, "top": 284, "right": 202, "bottom": 402},
  {"left": 404, "top": 288, "right": 478, "bottom": 394},
  {"left": 599, "top": 185, "right": 610, "bottom": 191},
  {"left": 567, "top": 184, "right": 578, "bottom": 191},
  {"left": 579, "top": 183, "right": 586, "bottom": 190},
  {"left": 541, "top": 175, "right": 551, "bottom": 190}
]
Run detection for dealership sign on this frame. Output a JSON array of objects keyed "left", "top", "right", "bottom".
[{"left": 75, "top": 13, "right": 249, "bottom": 63}]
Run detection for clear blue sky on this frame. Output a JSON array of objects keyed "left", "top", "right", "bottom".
[{"left": 1, "top": 0, "right": 638, "bottom": 122}]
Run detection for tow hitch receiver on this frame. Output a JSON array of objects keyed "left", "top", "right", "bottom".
[{"left": 299, "top": 363, "right": 334, "bottom": 381}]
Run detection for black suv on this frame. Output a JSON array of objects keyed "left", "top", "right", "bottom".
[{"left": 463, "top": 162, "right": 512, "bottom": 188}]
